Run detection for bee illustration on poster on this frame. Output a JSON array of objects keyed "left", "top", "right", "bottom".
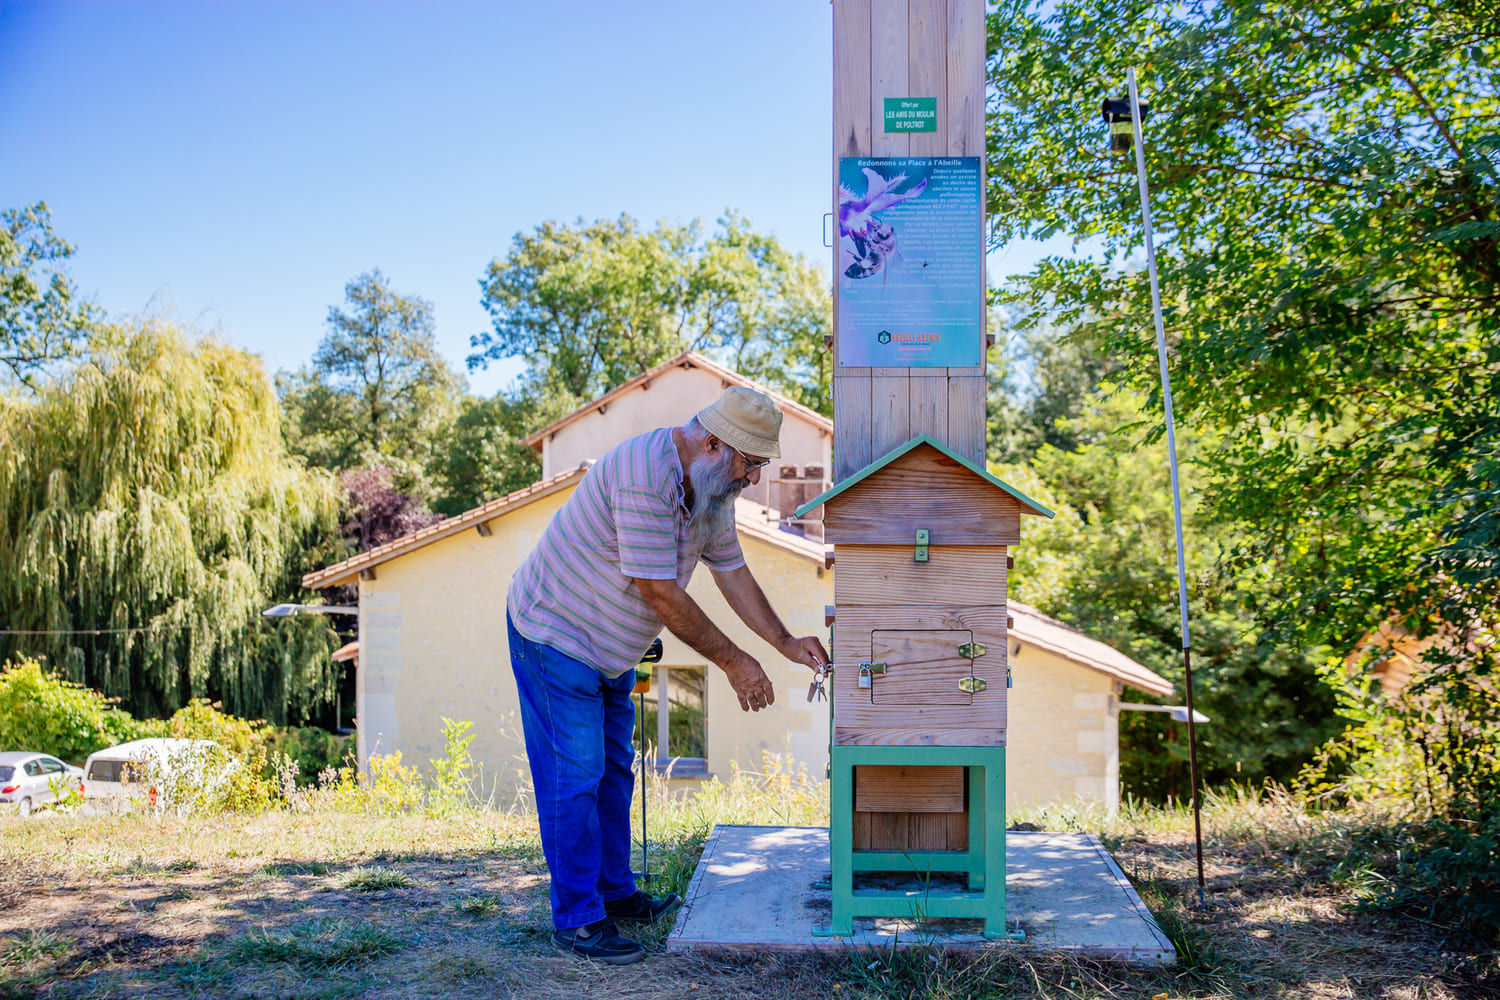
[
  {"left": 836, "top": 156, "right": 984, "bottom": 368},
  {"left": 839, "top": 166, "right": 927, "bottom": 281}
]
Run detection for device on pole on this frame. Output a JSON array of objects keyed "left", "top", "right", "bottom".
[{"left": 1106, "top": 67, "right": 1208, "bottom": 908}]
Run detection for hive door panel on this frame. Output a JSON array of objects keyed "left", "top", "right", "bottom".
[
  {"left": 869, "top": 630, "right": 974, "bottom": 706},
  {"left": 831, "top": 605, "right": 1007, "bottom": 743},
  {"left": 832, "top": 545, "right": 1007, "bottom": 607}
]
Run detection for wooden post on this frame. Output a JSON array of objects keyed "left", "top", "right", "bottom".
[
  {"left": 832, "top": 0, "right": 987, "bottom": 483},
  {"left": 822, "top": 0, "right": 1022, "bottom": 937}
]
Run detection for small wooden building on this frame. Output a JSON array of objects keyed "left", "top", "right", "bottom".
[{"left": 796, "top": 434, "right": 1052, "bottom": 936}]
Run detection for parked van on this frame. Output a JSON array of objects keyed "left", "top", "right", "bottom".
[{"left": 82, "top": 739, "right": 233, "bottom": 813}]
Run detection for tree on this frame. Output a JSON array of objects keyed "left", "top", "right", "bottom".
[
  {"left": 996, "top": 389, "right": 1339, "bottom": 799},
  {"left": 427, "top": 393, "right": 542, "bottom": 517},
  {"left": 1, "top": 202, "right": 102, "bottom": 388},
  {"left": 340, "top": 465, "right": 442, "bottom": 553},
  {"left": 280, "top": 270, "right": 462, "bottom": 495},
  {"left": 0, "top": 322, "right": 345, "bottom": 723},
  {"left": 312, "top": 465, "right": 446, "bottom": 607},
  {"left": 985, "top": 0, "right": 1500, "bottom": 656},
  {"left": 468, "top": 212, "right": 832, "bottom": 415},
  {"left": 987, "top": 313, "right": 1119, "bottom": 466}
]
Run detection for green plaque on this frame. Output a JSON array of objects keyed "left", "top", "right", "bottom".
[{"left": 883, "top": 97, "right": 937, "bottom": 133}]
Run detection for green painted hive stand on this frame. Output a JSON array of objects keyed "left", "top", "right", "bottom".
[{"left": 819, "top": 743, "right": 1021, "bottom": 940}]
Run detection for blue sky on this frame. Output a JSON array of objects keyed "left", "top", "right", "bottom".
[{"left": 1, "top": 0, "right": 1071, "bottom": 396}]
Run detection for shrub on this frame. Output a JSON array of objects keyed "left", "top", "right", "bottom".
[
  {"left": 361, "top": 752, "right": 425, "bottom": 814},
  {"left": 428, "top": 717, "right": 475, "bottom": 816},
  {"left": 1300, "top": 648, "right": 1500, "bottom": 938},
  {"left": 166, "top": 699, "right": 267, "bottom": 755},
  {"left": 156, "top": 700, "right": 276, "bottom": 814},
  {"left": 0, "top": 659, "right": 158, "bottom": 763},
  {"left": 291, "top": 751, "right": 423, "bottom": 816},
  {"left": 264, "top": 726, "right": 352, "bottom": 786}
]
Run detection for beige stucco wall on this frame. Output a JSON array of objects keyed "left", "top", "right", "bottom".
[
  {"left": 1005, "top": 641, "right": 1121, "bottom": 813},
  {"left": 354, "top": 483, "right": 834, "bottom": 804},
  {"left": 353, "top": 479, "right": 1125, "bottom": 812},
  {"left": 537, "top": 365, "right": 833, "bottom": 513}
]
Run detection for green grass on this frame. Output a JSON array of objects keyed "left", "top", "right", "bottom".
[
  {"left": 1131, "top": 874, "right": 1239, "bottom": 990},
  {"left": 220, "top": 919, "right": 402, "bottom": 970},
  {"left": 0, "top": 929, "right": 69, "bottom": 965},
  {"left": 338, "top": 865, "right": 413, "bottom": 892},
  {"left": 262, "top": 859, "right": 334, "bottom": 877},
  {"left": 1, "top": 754, "right": 1493, "bottom": 999},
  {"left": 113, "top": 854, "right": 200, "bottom": 877},
  {"left": 452, "top": 893, "right": 501, "bottom": 916}
]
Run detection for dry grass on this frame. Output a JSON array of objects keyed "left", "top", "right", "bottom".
[{"left": 0, "top": 773, "right": 1493, "bottom": 999}]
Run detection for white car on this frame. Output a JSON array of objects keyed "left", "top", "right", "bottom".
[
  {"left": 82, "top": 738, "right": 234, "bottom": 813},
  {"left": 0, "top": 752, "right": 85, "bottom": 817}
]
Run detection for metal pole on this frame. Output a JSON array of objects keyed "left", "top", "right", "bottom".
[
  {"left": 638, "top": 688, "right": 649, "bottom": 885},
  {"left": 1127, "top": 66, "right": 1207, "bottom": 908}
]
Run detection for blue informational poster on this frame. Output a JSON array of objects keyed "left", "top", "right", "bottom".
[{"left": 836, "top": 156, "right": 984, "bottom": 368}]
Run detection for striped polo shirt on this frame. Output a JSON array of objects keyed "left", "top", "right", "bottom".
[{"left": 507, "top": 427, "right": 746, "bottom": 677}]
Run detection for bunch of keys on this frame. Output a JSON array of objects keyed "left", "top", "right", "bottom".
[{"left": 806, "top": 662, "right": 829, "bottom": 702}]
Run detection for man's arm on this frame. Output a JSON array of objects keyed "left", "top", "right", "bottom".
[
  {"left": 633, "top": 577, "right": 776, "bottom": 712},
  {"left": 711, "top": 564, "right": 830, "bottom": 673}
]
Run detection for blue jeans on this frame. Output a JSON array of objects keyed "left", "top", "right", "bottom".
[{"left": 507, "top": 613, "right": 638, "bottom": 929}]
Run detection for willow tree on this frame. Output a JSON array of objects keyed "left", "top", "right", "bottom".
[{"left": 0, "top": 322, "right": 346, "bottom": 723}]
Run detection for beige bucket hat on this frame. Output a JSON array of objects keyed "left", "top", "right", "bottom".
[{"left": 696, "top": 386, "right": 782, "bottom": 460}]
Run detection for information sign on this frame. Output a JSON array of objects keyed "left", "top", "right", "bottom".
[{"left": 836, "top": 156, "right": 983, "bottom": 367}]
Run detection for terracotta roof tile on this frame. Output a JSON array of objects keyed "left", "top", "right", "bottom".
[
  {"left": 302, "top": 464, "right": 592, "bottom": 590},
  {"left": 302, "top": 467, "right": 829, "bottom": 590},
  {"left": 1009, "top": 601, "right": 1174, "bottom": 697}
]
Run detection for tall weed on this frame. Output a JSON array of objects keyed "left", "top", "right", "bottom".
[{"left": 427, "top": 717, "right": 475, "bottom": 816}]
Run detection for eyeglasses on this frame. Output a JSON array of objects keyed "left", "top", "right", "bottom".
[{"left": 724, "top": 442, "right": 771, "bottom": 472}]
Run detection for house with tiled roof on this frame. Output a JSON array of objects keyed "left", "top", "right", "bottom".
[{"left": 301, "top": 356, "right": 1173, "bottom": 811}]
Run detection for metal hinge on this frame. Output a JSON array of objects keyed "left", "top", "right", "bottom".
[
  {"left": 959, "top": 676, "right": 988, "bottom": 694},
  {"left": 958, "top": 642, "right": 986, "bottom": 658},
  {"left": 914, "top": 528, "right": 929, "bottom": 562}
]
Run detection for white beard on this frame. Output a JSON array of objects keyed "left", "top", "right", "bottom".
[{"left": 687, "top": 449, "right": 748, "bottom": 545}]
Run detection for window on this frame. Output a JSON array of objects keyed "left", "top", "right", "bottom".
[
  {"left": 87, "top": 759, "right": 142, "bottom": 783},
  {"left": 23, "top": 760, "right": 42, "bottom": 777},
  {"left": 637, "top": 664, "right": 706, "bottom": 771},
  {"left": 40, "top": 758, "right": 64, "bottom": 775}
]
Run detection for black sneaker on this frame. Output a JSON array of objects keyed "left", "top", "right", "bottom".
[
  {"left": 604, "top": 890, "right": 683, "bottom": 924},
  {"left": 551, "top": 919, "right": 646, "bottom": 965}
]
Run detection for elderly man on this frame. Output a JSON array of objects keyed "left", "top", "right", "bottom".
[{"left": 506, "top": 385, "right": 829, "bottom": 965}]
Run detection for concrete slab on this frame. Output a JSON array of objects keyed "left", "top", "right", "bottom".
[{"left": 666, "top": 825, "right": 1175, "bottom": 965}]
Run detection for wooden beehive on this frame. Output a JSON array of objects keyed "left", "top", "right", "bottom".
[{"left": 798, "top": 434, "right": 1052, "bottom": 850}]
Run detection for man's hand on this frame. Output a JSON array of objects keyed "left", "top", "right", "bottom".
[
  {"left": 723, "top": 650, "right": 776, "bottom": 712},
  {"left": 778, "top": 635, "right": 831, "bottom": 673},
  {"left": 713, "top": 566, "right": 830, "bottom": 677},
  {"left": 635, "top": 576, "right": 775, "bottom": 713}
]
